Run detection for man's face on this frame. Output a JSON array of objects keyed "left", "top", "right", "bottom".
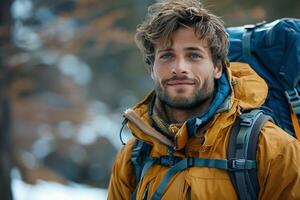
[{"left": 151, "top": 27, "right": 222, "bottom": 109}]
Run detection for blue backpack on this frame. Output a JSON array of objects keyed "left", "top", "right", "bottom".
[
  {"left": 125, "top": 18, "right": 300, "bottom": 200},
  {"left": 226, "top": 18, "right": 300, "bottom": 138}
]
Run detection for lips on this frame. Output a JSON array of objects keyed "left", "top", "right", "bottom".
[{"left": 167, "top": 79, "right": 195, "bottom": 86}]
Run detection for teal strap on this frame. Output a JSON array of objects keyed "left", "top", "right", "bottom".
[
  {"left": 140, "top": 158, "right": 156, "bottom": 181},
  {"left": 130, "top": 158, "right": 156, "bottom": 200},
  {"left": 150, "top": 158, "right": 256, "bottom": 200},
  {"left": 131, "top": 140, "right": 144, "bottom": 180},
  {"left": 234, "top": 109, "right": 262, "bottom": 200},
  {"left": 285, "top": 89, "right": 300, "bottom": 115},
  {"left": 237, "top": 110, "right": 263, "bottom": 155},
  {"left": 235, "top": 171, "right": 249, "bottom": 200}
]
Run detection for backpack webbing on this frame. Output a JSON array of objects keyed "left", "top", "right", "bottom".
[
  {"left": 130, "top": 109, "right": 272, "bottom": 200},
  {"left": 227, "top": 110, "right": 273, "bottom": 200}
]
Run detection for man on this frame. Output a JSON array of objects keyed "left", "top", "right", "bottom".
[{"left": 108, "top": 0, "right": 300, "bottom": 199}]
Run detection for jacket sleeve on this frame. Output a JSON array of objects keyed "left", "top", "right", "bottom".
[
  {"left": 108, "top": 139, "right": 137, "bottom": 200},
  {"left": 257, "top": 122, "right": 300, "bottom": 200}
]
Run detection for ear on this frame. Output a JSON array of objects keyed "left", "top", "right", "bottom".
[
  {"left": 150, "top": 72, "right": 154, "bottom": 80},
  {"left": 213, "top": 62, "right": 223, "bottom": 79},
  {"left": 148, "top": 64, "right": 154, "bottom": 80},
  {"left": 150, "top": 66, "right": 154, "bottom": 80}
]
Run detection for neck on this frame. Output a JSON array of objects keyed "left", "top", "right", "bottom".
[{"left": 162, "top": 96, "right": 214, "bottom": 124}]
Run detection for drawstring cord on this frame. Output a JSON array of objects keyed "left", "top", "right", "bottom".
[
  {"left": 193, "top": 118, "right": 202, "bottom": 136},
  {"left": 119, "top": 118, "right": 128, "bottom": 145}
]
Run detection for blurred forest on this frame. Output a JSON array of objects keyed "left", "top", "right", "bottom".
[{"left": 0, "top": 0, "right": 299, "bottom": 198}]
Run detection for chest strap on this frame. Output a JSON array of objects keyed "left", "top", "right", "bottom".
[{"left": 147, "top": 157, "right": 256, "bottom": 200}]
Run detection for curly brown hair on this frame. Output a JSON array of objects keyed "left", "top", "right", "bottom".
[{"left": 135, "top": 0, "right": 229, "bottom": 71}]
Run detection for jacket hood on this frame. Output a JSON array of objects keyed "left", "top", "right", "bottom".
[
  {"left": 123, "top": 62, "right": 268, "bottom": 152},
  {"left": 229, "top": 62, "right": 268, "bottom": 110}
]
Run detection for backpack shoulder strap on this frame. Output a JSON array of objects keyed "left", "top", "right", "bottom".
[
  {"left": 285, "top": 88, "right": 300, "bottom": 140},
  {"left": 130, "top": 139, "right": 152, "bottom": 200},
  {"left": 131, "top": 139, "right": 152, "bottom": 181},
  {"left": 228, "top": 109, "right": 273, "bottom": 200}
]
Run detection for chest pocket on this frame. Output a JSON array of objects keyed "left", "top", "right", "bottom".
[{"left": 186, "top": 168, "right": 238, "bottom": 200}]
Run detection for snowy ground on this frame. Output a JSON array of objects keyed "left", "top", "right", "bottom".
[{"left": 12, "top": 179, "right": 107, "bottom": 200}]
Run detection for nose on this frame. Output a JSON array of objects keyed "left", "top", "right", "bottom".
[{"left": 172, "top": 57, "right": 188, "bottom": 75}]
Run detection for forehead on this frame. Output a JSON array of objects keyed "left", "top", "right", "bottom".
[{"left": 155, "top": 27, "right": 210, "bottom": 52}]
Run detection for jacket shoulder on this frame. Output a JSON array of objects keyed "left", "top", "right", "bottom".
[
  {"left": 257, "top": 121, "right": 300, "bottom": 199},
  {"left": 258, "top": 121, "right": 298, "bottom": 158},
  {"left": 107, "top": 138, "right": 137, "bottom": 199},
  {"left": 114, "top": 137, "right": 137, "bottom": 171}
]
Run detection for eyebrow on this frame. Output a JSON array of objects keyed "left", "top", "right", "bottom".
[
  {"left": 184, "top": 47, "right": 206, "bottom": 54},
  {"left": 157, "top": 47, "right": 206, "bottom": 54},
  {"left": 157, "top": 48, "right": 173, "bottom": 54}
]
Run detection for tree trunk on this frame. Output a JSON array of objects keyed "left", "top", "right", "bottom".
[{"left": 0, "top": 0, "right": 13, "bottom": 199}]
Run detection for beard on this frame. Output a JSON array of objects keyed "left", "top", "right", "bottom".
[{"left": 154, "top": 75, "right": 216, "bottom": 110}]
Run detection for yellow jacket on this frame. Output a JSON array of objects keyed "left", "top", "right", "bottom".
[{"left": 108, "top": 62, "right": 300, "bottom": 200}]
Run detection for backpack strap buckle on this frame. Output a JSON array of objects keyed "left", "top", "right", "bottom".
[
  {"left": 187, "top": 157, "right": 195, "bottom": 167},
  {"left": 239, "top": 110, "right": 262, "bottom": 127},
  {"left": 228, "top": 159, "right": 256, "bottom": 170},
  {"left": 240, "top": 118, "right": 253, "bottom": 127},
  {"left": 156, "top": 156, "right": 182, "bottom": 167},
  {"left": 285, "top": 88, "right": 300, "bottom": 115},
  {"left": 157, "top": 156, "right": 174, "bottom": 166}
]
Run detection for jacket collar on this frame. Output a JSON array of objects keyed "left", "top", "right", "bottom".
[
  {"left": 186, "top": 72, "right": 231, "bottom": 137},
  {"left": 123, "top": 62, "right": 268, "bottom": 153}
]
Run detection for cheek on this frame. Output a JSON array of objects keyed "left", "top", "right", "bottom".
[
  {"left": 193, "top": 68, "right": 215, "bottom": 84},
  {"left": 152, "top": 65, "right": 168, "bottom": 81},
  {"left": 151, "top": 71, "right": 162, "bottom": 86}
]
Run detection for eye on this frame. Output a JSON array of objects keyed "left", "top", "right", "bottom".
[
  {"left": 189, "top": 53, "right": 202, "bottom": 60},
  {"left": 159, "top": 52, "right": 173, "bottom": 60}
]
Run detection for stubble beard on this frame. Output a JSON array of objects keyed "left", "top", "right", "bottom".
[{"left": 154, "top": 76, "right": 216, "bottom": 110}]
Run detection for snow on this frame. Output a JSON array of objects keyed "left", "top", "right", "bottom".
[{"left": 12, "top": 179, "right": 107, "bottom": 200}]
